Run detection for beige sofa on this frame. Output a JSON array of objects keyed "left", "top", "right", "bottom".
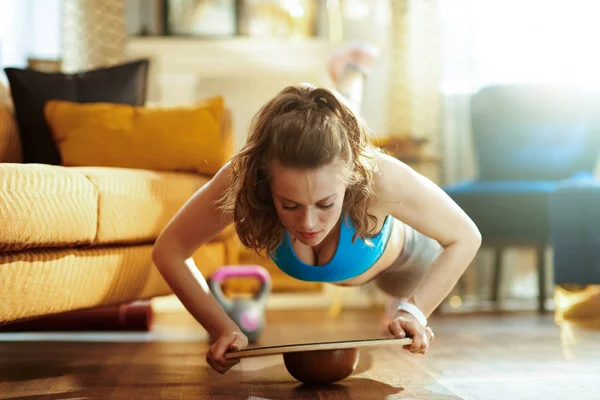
[{"left": 0, "top": 84, "right": 239, "bottom": 325}]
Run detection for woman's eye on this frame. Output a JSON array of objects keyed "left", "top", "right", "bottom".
[
  {"left": 282, "top": 204, "right": 298, "bottom": 211},
  {"left": 318, "top": 203, "right": 335, "bottom": 209}
]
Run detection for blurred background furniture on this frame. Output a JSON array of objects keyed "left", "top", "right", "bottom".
[
  {"left": 550, "top": 178, "right": 600, "bottom": 286},
  {"left": 443, "top": 84, "right": 600, "bottom": 312},
  {"left": 549, "top": 178, "right": 600, "bottom": 323}
]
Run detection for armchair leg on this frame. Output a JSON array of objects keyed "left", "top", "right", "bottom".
[
  {"left": 536, "top": 245, "right": 547, "bottom": 313},
  {"left": 492, "top": 247, "right": 504, "bottom": 302}
]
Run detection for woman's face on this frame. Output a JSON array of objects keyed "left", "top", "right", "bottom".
[{"left": 270, "top": 159, "right": 349, "bottom": 247}]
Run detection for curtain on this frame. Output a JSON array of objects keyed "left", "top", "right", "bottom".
[{"left": 0, "top": 0, "right": 62, "bottom": 81}]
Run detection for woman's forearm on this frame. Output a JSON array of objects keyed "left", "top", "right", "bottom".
[
  {"left": 153, "top": 251, "right": 239, "bottom": 338},
  {"left": 410, "top": 237, "right": 481, "bottom": 317}
]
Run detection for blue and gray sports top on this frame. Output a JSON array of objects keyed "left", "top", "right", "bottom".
[{"left": 269, "top": 215, "right": 394, "bottom": 282}]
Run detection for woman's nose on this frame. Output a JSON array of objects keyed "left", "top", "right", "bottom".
[{"left": 300, "top": 208, "right": 316, "bottom": 230}]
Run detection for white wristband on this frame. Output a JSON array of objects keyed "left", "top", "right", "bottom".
[{"left": 396, "top": 301, "right": 428, "bottom": 327}]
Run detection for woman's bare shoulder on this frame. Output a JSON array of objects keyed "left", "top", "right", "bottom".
[
  {"left": 185, "top": 161, "right": 233, "bottom": 218},
  {"left": 372, "top": 151, "right": 416, "bottom": 199}
]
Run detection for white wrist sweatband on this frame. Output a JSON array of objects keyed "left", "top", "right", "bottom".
[{"left": 396, "top": 301, "right": 428, "bottom": 327}]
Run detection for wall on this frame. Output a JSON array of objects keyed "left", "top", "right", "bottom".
[
  {"left": 125, "top": 0, "right": 162, "bottom": 36},
  {"left": 124, "top": 0, "right": 395, "bottom": 153},
  {"left": 126, "top": 37, "right": 337, "bottom": 150}
]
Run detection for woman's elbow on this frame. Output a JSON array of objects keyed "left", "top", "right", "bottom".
[
  {"left": 470, "top": 225, "right": 482, "bottom": 250},
  {"left": 458, "top": 213, "right": 481, "bottom": 250},
  {"left": 452, "top": 221, "right": 481, "bottom": 255},
  {"left": 151, "top": 240, "right": 167, "bottom": 268},
  {"left": 152, "top": 235, "right": 178, "bottom": 271}
]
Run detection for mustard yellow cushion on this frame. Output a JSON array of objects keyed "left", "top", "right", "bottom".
[{"left": 44, "top": 97, "right": 232, "bottom": 176}]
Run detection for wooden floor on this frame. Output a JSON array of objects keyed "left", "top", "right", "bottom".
[{"left": 0, "top": 307, "right": 599, "bottom": 399}]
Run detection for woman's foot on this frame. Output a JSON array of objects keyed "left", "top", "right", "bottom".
[{"left": 328, "top": 41, "right": 381, "bottom": 84}]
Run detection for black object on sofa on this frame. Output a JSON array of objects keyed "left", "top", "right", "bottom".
[{"left": 4, "top": 59, "right": 149, "bottom": 165}]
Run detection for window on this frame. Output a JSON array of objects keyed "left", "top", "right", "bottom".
[
  {"left": 0, "top": 0, "right": 61, "bottom": 83},
  {"left": 440, "top": 0, "right": 600, "bottom": 95}
]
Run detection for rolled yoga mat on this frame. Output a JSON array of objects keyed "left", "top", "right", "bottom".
[{"left": 0, "top": 300, "right": 153, "bottom": 332}]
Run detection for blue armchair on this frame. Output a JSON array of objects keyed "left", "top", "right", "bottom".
[{"left": 443, "top": 84, "right": 600, "bottom": 312}]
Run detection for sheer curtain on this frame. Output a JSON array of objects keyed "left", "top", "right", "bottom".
[{"left": 0, "top": 0, "right": 62, "bottom": 84}]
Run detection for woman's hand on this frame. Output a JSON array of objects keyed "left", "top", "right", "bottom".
[
  {"left": 206, "top": 330, "right": 248, "bottom": 374},
  {"left": 388, "top": 311, "right": 434, "bottom": 355}
]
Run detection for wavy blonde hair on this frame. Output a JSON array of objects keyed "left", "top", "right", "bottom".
[{"left": 218, "top": 83, "right": 380, "bottom": 255}]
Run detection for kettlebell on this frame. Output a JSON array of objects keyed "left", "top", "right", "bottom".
[{"left": 209, "top": 265, "right": 271, "bottom": 343}]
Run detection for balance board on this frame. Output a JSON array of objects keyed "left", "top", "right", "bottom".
[{"left": 224, "top": 337, "right": 413, "bottom": 359}]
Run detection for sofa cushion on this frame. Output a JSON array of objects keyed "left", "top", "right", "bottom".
[
  {"left": 0, "top": 80, "right": 13, "bottom": 110},
  {"left": 0, "top": 164, "right": 98, "bottom": 252},
  {"left": 0, "top": 241, "right": 228, "bottom": 324},
  {"left": 73, "top": 166, "right": 212, "bottom": 245},
  {"left": 0, "top": 103, "right": 22, "bottom": 163},
  {"left": 44, "top": 96, "right": 233, "bottom": 176},
  {"left": 3, "top": 59, "right": 149, "bottom": 165}
]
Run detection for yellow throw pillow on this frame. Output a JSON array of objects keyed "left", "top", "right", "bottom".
[{"left": 44, "top": 96, "right": 232, "bottom": 175}]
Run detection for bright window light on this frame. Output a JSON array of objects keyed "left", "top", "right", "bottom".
[{"left": 440, "top": 0, "right": 600, "bottom": 94}]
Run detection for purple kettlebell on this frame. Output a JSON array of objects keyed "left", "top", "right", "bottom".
[{"left": 209, "top": 265, "right": 271, "bottom": 343}]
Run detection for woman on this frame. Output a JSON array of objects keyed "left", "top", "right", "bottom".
[{"left": 151, "top": 44, "right": 481, "bottom": 374}]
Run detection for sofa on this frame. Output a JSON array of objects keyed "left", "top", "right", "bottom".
[{"left": 0, "top": 61, "right": 240, "bottom": 326}]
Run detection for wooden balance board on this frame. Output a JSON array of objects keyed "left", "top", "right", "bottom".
[{"left": 224, "top": 337, "right": 413, "bottom": 359}]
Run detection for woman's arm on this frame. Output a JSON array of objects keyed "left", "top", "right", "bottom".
[
  {"left": 375, "top": 153, "right": 482, "bottom": 317},
  {"left": 151, "top": 162, "right": 239, "bottom": 338}
]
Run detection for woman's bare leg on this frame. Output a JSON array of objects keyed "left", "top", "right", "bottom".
[{"left": 327, "top": 41, "right": 380, "bottom": 113}]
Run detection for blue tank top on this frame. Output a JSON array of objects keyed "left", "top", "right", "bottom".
[{"left": 269, "top": 215, "right": 394, "bottom": 283}]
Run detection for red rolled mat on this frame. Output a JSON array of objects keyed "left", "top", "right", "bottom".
[{"left": 0, "top": 301, "right": 153, "bottom": 332}]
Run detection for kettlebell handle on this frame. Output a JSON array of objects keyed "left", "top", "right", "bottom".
[
  {"left": 208, "top": 274, "right": 232, "bottom": 311},
  {"left": 211, "top": 265, "right": 272, "bottom": 304}
]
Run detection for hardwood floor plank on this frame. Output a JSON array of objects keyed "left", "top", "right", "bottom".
[{"left": 0, "top": 309, "right": 598, "bottom": 399}]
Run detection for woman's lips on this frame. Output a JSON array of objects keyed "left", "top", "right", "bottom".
[{"left": 299, "top": 231, "right": 320, "bottom": 240}]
